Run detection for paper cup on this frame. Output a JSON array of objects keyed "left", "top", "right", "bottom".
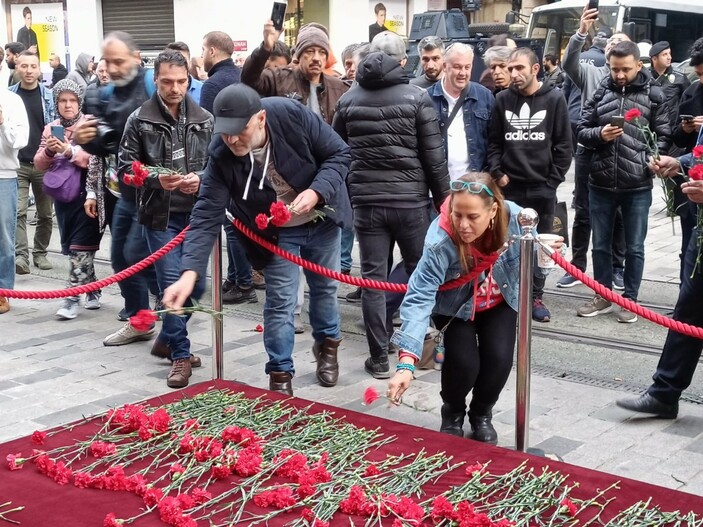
[{"left": 536, "top": 234, "right": 560, "bottom": 269}]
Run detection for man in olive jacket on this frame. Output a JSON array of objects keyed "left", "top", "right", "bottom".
[
  {"left": 120, "top": 50, "right": 213, "bottom": 389},
  {"left": 332, "top": 31, "right": 449, "bottom": 379}
]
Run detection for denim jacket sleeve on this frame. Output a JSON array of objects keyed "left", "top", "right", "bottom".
[{"left": 391, "top": 238, "right": 455, "bottom": 359}]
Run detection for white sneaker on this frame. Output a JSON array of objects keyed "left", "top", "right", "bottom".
[
  {"left": 56, "top": 300, "right": 79, "bottom": 320},
  {"left": 103, "top": 322, "right": 156, "bottom": 346},
  {"left": 84, "top": 292, "right": 101, "bottom": 310}
]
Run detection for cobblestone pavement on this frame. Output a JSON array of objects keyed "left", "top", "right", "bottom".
[{"left": 3, "top": 168, "right": 703, "bottom": 497}]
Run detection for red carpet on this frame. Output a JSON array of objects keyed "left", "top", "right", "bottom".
[{"left": 1, "top": 380, "right": 701, "bottom": 526}]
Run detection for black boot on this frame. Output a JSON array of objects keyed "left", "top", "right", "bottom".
[
  {"left": 468, "top": 403, "right": 498, "bottom": 445},
  {"left": 440, "top": 403, "right": 465, "bottom": 437}
]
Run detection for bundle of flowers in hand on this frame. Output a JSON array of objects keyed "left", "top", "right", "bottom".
[
  {"left": 129, "top": 300, "right": 222, "bottom": 331},
  {"left": 255, "top": 201, "right": 333, "bottom": 230},
  {"left": 688, "top": 145, "right": 703, "bottom": 276},
  {"left": 624, "top": 108, "right": 677, "bottom": 232},
  {"left": 123, "top": 161, "right": 182, "bottom": 188}
]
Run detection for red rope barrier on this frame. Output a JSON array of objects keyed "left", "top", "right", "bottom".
[
  {"left": 0, "top": 227, "right": 189, "bottom": 300},
  {"left": 231, "top": 217, "right": 499, "bottom": 292},
  {"left": 550, "top": 249, "right": 703, "bottom": 340}
]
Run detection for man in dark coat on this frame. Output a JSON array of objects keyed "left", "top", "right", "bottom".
[
  {"left": 332, "top": 31, "right": 449, "bottom": 379},
  {"left": 200, "top": 31, "right": 240, "bottom": 113},
  {"left": 49, "top": 54, "right": 68, "bottom": 87},
  {"left": 163, "top": 84, "right": 352, "bottom": 397}
]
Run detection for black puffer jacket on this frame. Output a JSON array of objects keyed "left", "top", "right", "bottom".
[
  {"left": 332, "top": 52, "right": 449, "bottom": 208},
  {"left": 578, "top": 70, "right": 671, "bottom": 192}
]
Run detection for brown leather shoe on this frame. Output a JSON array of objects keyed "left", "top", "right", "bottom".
[
  {"left": 0, "top": 297, "right": 9, "bottom": 315},
  {"left": 269, "top": 371, "right": 293, "bottom": 395},
  {"left": 312, "top": 337, "right": 341, "bottom": 387},
  {"left": 150, "top": 340, "right": 201, "bottom": 367},
  {"left": 167, "top": 358, "right": 192, "bottom": 388}
]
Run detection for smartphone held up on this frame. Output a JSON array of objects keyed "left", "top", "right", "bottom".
[{"left": 271, "top": 1, "right": 287, "bottom": 31}]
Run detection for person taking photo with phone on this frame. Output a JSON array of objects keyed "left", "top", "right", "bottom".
[
  {"left": 576, "top": 40, "right": 671, "bottom": 322},
  {"left": 33, "top": 79, "right": 101, "bottom": 320}
]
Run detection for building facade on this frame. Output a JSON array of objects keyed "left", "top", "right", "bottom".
[{"left": 1, "top": 0, "right": 546, "bottom": 82}]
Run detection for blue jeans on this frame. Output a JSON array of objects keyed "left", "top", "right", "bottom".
[
  {"left": 145, "top": 213, "right": 204, "bottom": 361},
  {"left": 111, "top": 199, "right": 158, "bottom": 316},
  {"left": 224, "top": 219, "right": 253, "bottom": 287},
  {"left": 571, "top": 147, "right": 626, "bottom": 271},
  {"left": 340, "top": 227, "right": 354, "bottom": 272},
  {"left": 649, "top": 225, "right": 703, "bottom": 404},
  {"left": 589, "top": 187, "right": 651, "bottom": 301},
  {"left": 0, "top": 179, "right": 18, "bottom": 289},
  {"left": 263, "top": 220, "right": 341, "bottom": 375}
]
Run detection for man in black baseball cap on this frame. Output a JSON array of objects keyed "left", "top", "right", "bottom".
[
  {"left": 212, "top": 83, "right": 262, "bottom": 137},
  {"left": 163, "top": 83, "right": 353, "bottom": 396}
]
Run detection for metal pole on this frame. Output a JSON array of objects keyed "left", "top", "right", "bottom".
[
  {"left": 211, "top": 232, "right": 224, "bottom": 380},
  {"left": 515, "top": 208, "right": 539, "bottom": 453}
]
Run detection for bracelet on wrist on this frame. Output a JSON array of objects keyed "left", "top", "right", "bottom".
[{"left": 396, "top": 362, "right": 415, "bottom": 374}]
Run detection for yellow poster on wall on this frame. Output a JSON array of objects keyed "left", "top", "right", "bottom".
[{"left": 10, "top": 2, "right": 66, "bottom": 72}]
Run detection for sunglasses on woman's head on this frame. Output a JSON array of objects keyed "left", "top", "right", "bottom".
[{"left": 449, "top": 181, "right": 494, "bottom": 197}]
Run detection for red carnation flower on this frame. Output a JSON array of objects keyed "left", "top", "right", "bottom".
[
  {"left": 693, "top": 145, "right": 703, "bottom": 159},
  {"left": 170, "top": 463, "right": 185, "bottom": 477},
  {"left": 31, "top": 430, "right": 47, "bottom": 445},
  {"left": 131, "top": 161, "right": 149, "bottom": 179},
  {"left": 363, "top": 386, "right": 380, "bottom": 405},
  {"left": 90, "top": 441, "right": 117, "bottom": 458},
  {"left": 560, "top": 498, "right": 578, "bottom": 517},
  {"left": 143, "top": 487, "right": 164, "bottom": 507},
  {"left": 465, "top": 463, "right": 483, "bottom": 476},
  {"left": 255, "top": 213, "right": 270, "bottom": 230},
  {"left": 269, "top": 201, "right": 292, "bottom": 227},
  {"left": 5, "top": 453, "right": 24, "bottom": 471},
  {"left": 255, "top": 324, "right": 264, "bottom": 333},
  {"left": 363, "top": 464, "right": 381, "bottom": 477},
  {"left": 191, "top": 487, "right": 212, "bottom": 505},
  {"left": 103, "top": 513, "right": 124, "bottom": 527},
  {"left": 624, "top": 108, "right": 642, "bottom": 122},
  {"left": 129, "top": 309, "right": 158, "bottom": 331},
  {"left": 689, "top": 164, "right": 703, "bottom": 181}
]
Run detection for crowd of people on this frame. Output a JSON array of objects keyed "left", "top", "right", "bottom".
[{"left": 1, "top": 0, "right": 703, "bottom": 441}]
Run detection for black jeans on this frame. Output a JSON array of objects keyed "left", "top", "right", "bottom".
[
  {"left": 355, "top": 205, "right": 430, "bottom": 358},
  {"left": 434, "top": 302, "right": 517, "bottom": 412},
  {"left": 648, "top": 228, "right": 703, "bottom": 405},
  {"left": 501, "top": 184, "right": 555, "bottom": 299},
  {"left": 572, "top": 146, "right": 626, "bottom": 271}
]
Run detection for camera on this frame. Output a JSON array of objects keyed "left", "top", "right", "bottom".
[{"left": 96, "top": 120, "right": 120, "bottom": 152}]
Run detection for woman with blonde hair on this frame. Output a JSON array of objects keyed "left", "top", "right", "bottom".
[{"left": 388, "top": 172, "right": 560, "bottom": 444}]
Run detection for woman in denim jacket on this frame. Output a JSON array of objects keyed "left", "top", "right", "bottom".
[{"left": 388, "top": 172, "right": 559, "bottom": 444}]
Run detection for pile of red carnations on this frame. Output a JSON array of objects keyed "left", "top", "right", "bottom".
[{"left": 5, "top": 389, "right": 700, "bottom": 526}]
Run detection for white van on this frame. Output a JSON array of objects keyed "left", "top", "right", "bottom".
[{"left": 527, "top": 0, "right": 703, "bottom": 62}]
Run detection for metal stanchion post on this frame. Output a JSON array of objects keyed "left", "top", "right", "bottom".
[
  {"left": 211, "top": 232, "right": 224, "bottom": 380},
  {"left": 515, "top": 209, "right": 538, "bottom": 453}
]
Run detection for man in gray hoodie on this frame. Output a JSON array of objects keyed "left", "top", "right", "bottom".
[
  {"left": 66, "top": 53, "right": 94, "bottom": 95},
  {"left": 558, "top": 2, "right": 628, "bottom": 290}
]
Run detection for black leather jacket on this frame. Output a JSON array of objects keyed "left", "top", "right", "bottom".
[
  {"left": 119, "top": 94, "right": 213, "bottom": 230},
  {"left": 578, "top": 71, "right": 671, "bottom": 192}
]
